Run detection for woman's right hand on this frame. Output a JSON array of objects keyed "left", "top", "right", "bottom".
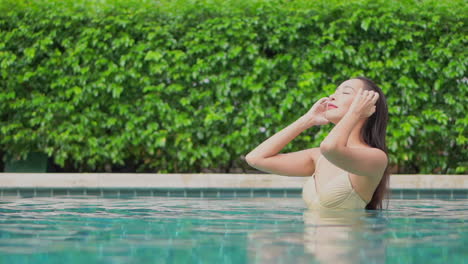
[{"left": 301, "top": 97, "right": 330, "bottom": 127}]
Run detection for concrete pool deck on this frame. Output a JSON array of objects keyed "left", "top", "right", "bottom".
[{"left": 0, "top": 173, "right": 466, "bottom": 189}]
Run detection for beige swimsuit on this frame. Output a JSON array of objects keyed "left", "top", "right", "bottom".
[{"left": 302, "top": 154, "right": 368, "bottom": 210}]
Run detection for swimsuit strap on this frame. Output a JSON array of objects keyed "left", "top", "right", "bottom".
[
  {"left": 316, "top": 154, "right": 324, "bottom": 165},
  {"left": 312, "top": 154, "right": 324, "bottom": 179}
]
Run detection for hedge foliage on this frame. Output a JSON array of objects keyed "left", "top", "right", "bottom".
[{"left": 0, "top": 0, "right": 466, "bottom": 173}]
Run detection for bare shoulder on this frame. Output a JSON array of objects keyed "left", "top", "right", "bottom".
[
  {"left": 370, "top": 147, "right": 388, "bottom": 165},
  {"left": 357, "top": 145, "right": 388, "bottom": 163},
  {"left": 359, "top": 146, "right": 388, "bottom": 175},
  {"left": 321, "top": 145, "right": 388, "bottom": 178}
]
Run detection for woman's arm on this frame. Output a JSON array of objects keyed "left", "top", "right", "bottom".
[
  {"left": 245, "top": 96, "right": 329, "bottom": 161},
  {"left": 319, "top": 111, "right": 387, "bottom": 177},
  {"left": 245, "top": 116, "right": 312, "bottom": 161},
  {"left": 319, "top": 111, "right": 360, "bottom": 150}
]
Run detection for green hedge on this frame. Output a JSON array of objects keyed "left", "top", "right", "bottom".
[{"left": 0, "top": 0, "right": 466, "bottom": 173}]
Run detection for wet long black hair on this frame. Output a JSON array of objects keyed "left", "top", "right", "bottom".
[{"left": 352, "top": 76, "right": 391, "bottom": 210}]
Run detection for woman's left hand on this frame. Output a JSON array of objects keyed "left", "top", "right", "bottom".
[{"left": 348, "top": 87, "right": 379, "bottom": 119}]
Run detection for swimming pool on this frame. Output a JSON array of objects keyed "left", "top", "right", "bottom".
[{"left": 0, "top": 195, "right": 466, "bottom": 264}]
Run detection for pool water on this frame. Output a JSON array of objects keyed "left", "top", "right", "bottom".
[{"left": 0, "top": 196, "right": 466, "bottom": 264}]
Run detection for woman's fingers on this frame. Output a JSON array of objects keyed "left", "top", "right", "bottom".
[
  {"left": 370, "top": 92, "right": 378, "bottom": 104},
  {"left": 364, "top": 90, "right": 378, "bottom": 102},
  {"left": 365, "top": 90, "right": 373, "bottom": 98},
  {"left": 318, "top": 97, "right": 328, "bottom": 105}
]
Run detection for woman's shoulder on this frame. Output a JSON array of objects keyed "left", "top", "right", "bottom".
[
  {"left": 349, "top": 145, "right": 388, "bottom": 166},
  {"left": 351, "top": 144, "right": 386, "bottom": 154}
]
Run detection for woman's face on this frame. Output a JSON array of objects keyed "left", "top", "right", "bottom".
[{"left": 325, "top": 79, "right": 366, "bottom": 124}]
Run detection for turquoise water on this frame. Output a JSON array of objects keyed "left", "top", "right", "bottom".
[{"left": 0, "top": 196, "right": 466, "bottom": 264}]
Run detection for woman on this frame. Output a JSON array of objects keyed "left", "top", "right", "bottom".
[{"left": 245, "top": 76, "right": 390, "bottom": 210}]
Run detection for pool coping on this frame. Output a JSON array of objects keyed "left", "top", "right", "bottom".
[{"left": 0, "top": 173, "right": 466, "bottom": 189}]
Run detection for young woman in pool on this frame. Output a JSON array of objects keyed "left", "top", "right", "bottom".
[{"left": 245, "top": 76, "right": 390, "bottom": 210}]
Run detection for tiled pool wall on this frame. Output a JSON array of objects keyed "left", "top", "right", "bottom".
[
  {"left": 0, "top": 173, "right": 467, "bottom": 199},
  {"left": 0, "top": 188, "right": 467, "bottom": 199}
]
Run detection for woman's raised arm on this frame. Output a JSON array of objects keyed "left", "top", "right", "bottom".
[{"left": 245, "top": 97, "right": 330, "bottom": 176}]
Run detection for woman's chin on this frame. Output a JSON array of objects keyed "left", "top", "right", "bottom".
[{"left": 324, "top": 114, "right": 341, "bottom": 124}]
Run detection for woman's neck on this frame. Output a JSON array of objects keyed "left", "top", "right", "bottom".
[{"left": 346, "top": 119, "right": 368, "bottom": 147}]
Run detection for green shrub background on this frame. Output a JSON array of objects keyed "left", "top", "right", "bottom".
[{"left": 0, "top": 0, "right": 466, "bottom": 173}]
